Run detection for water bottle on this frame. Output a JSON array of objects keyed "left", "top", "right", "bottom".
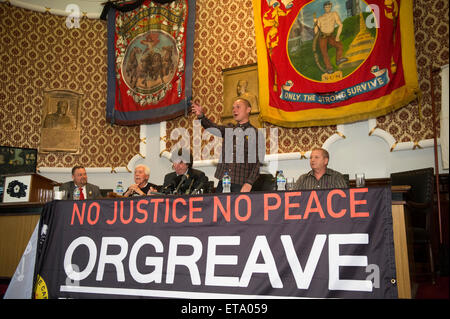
[
  {"left": 276, "top": 170, "right": 286, "bottom": 191},
  {"left": 73, "top": 187, "right": 80, "bottom": 200},
  {"left": 222, "top": 171, "right": 231, "bottom": 193},
  {"left": 116, "top": 181, "right": 124, "bottom": 196}
]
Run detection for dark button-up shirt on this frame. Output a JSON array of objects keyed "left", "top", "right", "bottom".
[
  {"left": 200, "top": 115, "right": 261, "bottom": 186},
  {"left": 295, "top": 168, "right": 348, "bottom": 190}
]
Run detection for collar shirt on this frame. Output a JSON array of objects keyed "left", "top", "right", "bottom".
[
  {"left": 200, "top": 116, "right": 261, "bottom": 186},
  {"left": 74, "top": 184, "right": 87, "bottom": 199},
  {"left": 295, "top": 168, "right": 348, "bottom": 190}
]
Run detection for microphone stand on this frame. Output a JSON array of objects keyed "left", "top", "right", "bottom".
[
  {"left": 191, "top": 182, "right": 204, "bottom": 194},
  {"left": 191, "top": 176, "right": 208, "bottom": 194},
  {"left": 162, "top": 183, "right": 175, "bottom": 194},
  {"left": 173, "top": 175, "right": 187, "bottom": 194},
  {"left": 185, "top": 178, "right": 196, "bottom": 195}
]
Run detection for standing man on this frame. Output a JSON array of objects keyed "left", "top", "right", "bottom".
[
  {"left": 295, "top": 147, "right": 348, "bottom": 189},
  {"left": 60, "top": 166, "right": 102, "bottom": 199},
  {"left": 191, "top": 98, "right": 261, "bottom": 193},
  {"left": 314, "top": 1, "right": 348, "bottom": 74}
]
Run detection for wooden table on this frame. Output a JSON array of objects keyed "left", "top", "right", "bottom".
[{"left": 391, "top": 185, "right": 413, "bottom": 298}]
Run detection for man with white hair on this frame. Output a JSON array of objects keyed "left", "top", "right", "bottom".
[{"left": 123, "top": 164, "right": 160, "bottom": 197}]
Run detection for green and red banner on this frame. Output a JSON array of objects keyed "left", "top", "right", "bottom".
[
  {"left": 33, "top": 187, "right": 397, "bottom": 299},
  {"left": 252, "top": 0, "right": 419, "bottom": 127}
]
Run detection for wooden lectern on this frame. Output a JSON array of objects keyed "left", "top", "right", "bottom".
[
  {"left": 1, "top": 173, "right": 59, "bottom": 203},
  {"left": 0, "top": 174, "right": 59, "bottom": 277}
]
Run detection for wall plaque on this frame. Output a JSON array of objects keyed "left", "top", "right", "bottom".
[
  {"left": 40, "top": 90, "right": 82, "bottom": 153},
  {"left": 222, "top": 63, "right": 262, "bottom": 128}
]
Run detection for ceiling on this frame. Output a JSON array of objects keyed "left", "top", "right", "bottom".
[{"left": 8, "top": 0, "right": 105, "bottom": 19}]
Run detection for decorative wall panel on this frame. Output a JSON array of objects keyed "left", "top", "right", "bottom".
[{"left": 0, "top": 3, "right": 139, "bottom": 169}]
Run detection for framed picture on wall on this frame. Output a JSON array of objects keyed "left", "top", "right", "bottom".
[
  {"left": 39, "top": 89, "right": 83, "bottom": 153},
  {"left": 221, "top": 63, "right": 262, "bottom": 128}
]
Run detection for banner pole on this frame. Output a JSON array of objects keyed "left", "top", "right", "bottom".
[{"left": 430, "top": 64, "right": 443, "bottom": 245}]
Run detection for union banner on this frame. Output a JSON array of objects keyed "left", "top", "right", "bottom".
[
  {"left": 105, "top": 0, "right": 196, "bottom": 125},
  {"left": 252, "top": 0, "right": 420, "bottom": 127}
]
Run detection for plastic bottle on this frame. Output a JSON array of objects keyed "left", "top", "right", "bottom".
[
  {"left": 222, "top": 171, "right": 231, "bottom": 193},
  {"left": 73, "top": 187, "right": 80, "bottom": 200},
  {"left": 116, "top": 181, "right": 124, "bottom": 196},
  {"left": 276, "top": 170, "right": 286, "bottom": 191}
]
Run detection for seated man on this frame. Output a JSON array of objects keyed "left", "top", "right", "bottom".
[
  {"left": 295, "top": 147, "right": 348, "bottom": 190},
  {"left": 60, "top": 165, "right": 102, "bottom": 199},
  {"left": 123, "top": 164, "right": 160, "bottom": 197},
  {"left": 162, "top": 148, "right": 209, "bottom": 194}
]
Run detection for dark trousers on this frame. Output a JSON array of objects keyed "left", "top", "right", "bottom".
[{"left": 216, "top": 181, "right": 242, "bottom": 193}]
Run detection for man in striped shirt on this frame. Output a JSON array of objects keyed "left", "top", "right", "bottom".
[{"left": 295, "top": 147, "right": 348, "bottom": 190}]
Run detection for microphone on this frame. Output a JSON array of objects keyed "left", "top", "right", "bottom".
[
  {"left": 191, "top": 176, "right": 208, "bottom": 194},
  {"left": 185, "top": 178, "right": 196, "bottom": 195},
  {"left": 162, "top": 179, "right": 178, "bottom": 194},
  {"left": 173, "top": 174, "right": 188, "bottom": 194}
]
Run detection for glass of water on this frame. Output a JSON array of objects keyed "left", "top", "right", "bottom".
[
  {"left": 355, "top": 173, "right": 365, "bottom": 188},
  {"left": 286, "top": 178, "right": 296, "bottom": 190}
]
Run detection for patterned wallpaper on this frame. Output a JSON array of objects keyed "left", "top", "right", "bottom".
[
  {"left": 375, "top": 0, "right": 448, "bottom": 145},
  {"left": 0, "top": 0, "right": 448, "bottom": 168},
  {"left": 0, "top": 3, "right": 140, "bottom": 169}
]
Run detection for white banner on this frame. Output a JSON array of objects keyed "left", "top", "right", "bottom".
[{"left": 4, "top": 222, "right": 39, "bottom": 299}]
